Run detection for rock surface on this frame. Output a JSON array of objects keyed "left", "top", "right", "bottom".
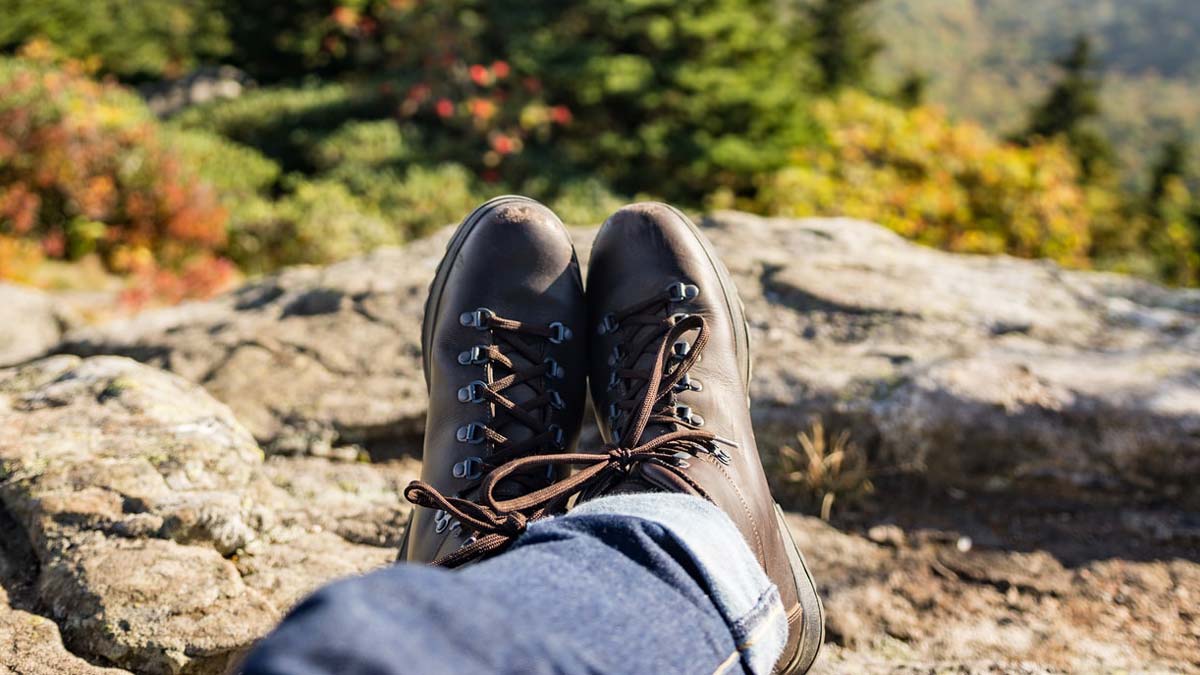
[
  {"left": 0, "top": 356, "right": 416, "bottom": 674},
  {"left": 1, "top": 350, "right": 1193, "bottom": 674},
  {"left": 0, "top": 283, "right": 68, "bottom": 368},
  {"left": 792, "top": 513, "right": 1199, "bottom": 674},
  {"left": 62, "top": 212, "right": 1200, "bottom": 498}
]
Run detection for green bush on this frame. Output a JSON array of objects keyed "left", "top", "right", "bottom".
[
  {"left": 371, "top": 0, "right": 818, "bottom": 202},
  {"left": 165, "top": 127, "right": 281, "bottom": 195},
  {"left": 172, "top": 82, "right": 396, "bottom": 172},
  {"left": 197, "top": 1, "right": 813, "bottom": 203},
  {"left": 307, "top": 119, "right": 411, "bottom": 172},
  {"left": 327, "top": 163, "right": 487, "bottom": 240},
  {"left": 546, "top": 179, "right": 628, "bottom": 227},
  {"left": 0, "top": 0, "right": 230, "bottom": 80},
  {"left": 226, "top": 163, "right": 487, "bottom": 272},
  {"left": 227, "top": 178, "right": 396, "bottom": 272}
]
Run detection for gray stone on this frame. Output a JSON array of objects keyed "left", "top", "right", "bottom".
[
  {"left": 0, "top": 356, "right": 415, "bottom": 673},
  {"left": 0, "top": 282, "right": 67, "bottom": 367}
]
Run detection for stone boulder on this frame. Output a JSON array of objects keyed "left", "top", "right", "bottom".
[
  {"left": 0, "top": 356, "right": 417, "bottom": 674},
  {"left": 0, "top": 283, "right": 68, "bottom": 368},
  {"left": 1, "top": 355, "right": 1194, "bottom": 673},
  {"left": 62, "top": 235, "right": 451, "bottom": 459},
  {"left": 60, "top": 212, "right": 1200, "bottom": 498}
]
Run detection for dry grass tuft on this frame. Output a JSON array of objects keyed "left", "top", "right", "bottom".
[{"left": 770, "top": 417, "right": 874, "bottom": 520}]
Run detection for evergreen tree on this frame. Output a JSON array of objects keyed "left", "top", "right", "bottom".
[
  {"left": 895, "top": 71, "right": 929, "bottom": 108},
  {"left": 1023, "top": 35, "right": 1113, "bottom": 178},
  {"left": 1148, "top": 133, "right": 1189, "bottom": 207},
  {"left": 805, "top": 0, "right": 883, "bottom": 91}
]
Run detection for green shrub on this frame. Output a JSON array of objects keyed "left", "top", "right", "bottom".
[
  {"left": 227, "top": 178, "right": 396, "bottom": 272},
  {"left": 172, "top": 83, "right": 396, "bottom": 172},
  {"left": 225, "top": 163, "right": 485, "bottom": 272},
  {"left": 324, "top": 163, "right": 486, "bottom": 240},
  {"left": 375, "top": 164, "right": 488, "bottom": 239},
  {"left": 0, "top": 1, "right": 230, "bottom": 80},
  {"left": 219, "top": 1, "right": 815, "bottom": 203},
  {"left": 165, "top": 127, "right": 281, "bottom": 195},
  {"left": 546, "top": 179, "right": 628, "bottom": 226},
  {"left": 307, "top": 119, "right": 411, "bottom": 172}
]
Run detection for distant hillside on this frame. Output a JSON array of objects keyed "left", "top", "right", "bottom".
[{"left": 875, "top": 0, "right": 1200, "bottom": 186}]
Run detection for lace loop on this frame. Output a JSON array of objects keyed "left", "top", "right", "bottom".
[{"left": 405, "top": 308, "right": 572, "bottom": 567}]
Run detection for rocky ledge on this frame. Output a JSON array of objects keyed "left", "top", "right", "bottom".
[
  {"left": 56, "top": 211, "right": 1200, "bottom": 498},
  {"left": 1, "top": 212, "right": 1197, "bottom": 673}
]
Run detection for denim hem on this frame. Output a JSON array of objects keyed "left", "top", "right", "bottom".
[{"left": 561, "top": 492, "right": 788, "bottom": 674}]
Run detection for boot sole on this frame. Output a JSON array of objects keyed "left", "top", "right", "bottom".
[
  {"left": 657, "top": 204, "right": 823, "bottom": 672},
  {"left": 774, "top": 504, "right": 825, "bottom": 674}
]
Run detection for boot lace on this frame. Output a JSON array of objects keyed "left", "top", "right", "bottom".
[
  {"left": 404, "top": 308, "right": 572, "bottom": 567},
  {"left": 407, "top": 284, "right": 736, "bottom": 568}
]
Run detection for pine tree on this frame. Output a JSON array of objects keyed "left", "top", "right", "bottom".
[
  {"left": 895, "top": 71, "right": 929, "bottom": 108},
  {"left": 1023, "top": 35, "right": 1113, "bottom": 178},
  {"left": 805, "top": 0, "right": 883, "bottom": 91},
  {"left": 1143, "top": 134, "right": 1199, "bottom": 285},
  {"left": 1148, "top": 133, "right": 1188, "bottom": 207}
]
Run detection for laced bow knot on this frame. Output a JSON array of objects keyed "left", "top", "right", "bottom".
[
  {"left": 607, "top": 446, "right": 637, "bottom": 472},
  {"left": 408, "top": 284, "right": 732, "bottom": 568}
]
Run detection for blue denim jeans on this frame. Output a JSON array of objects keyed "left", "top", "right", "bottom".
[{"left": 243, "top": 493, "right": 787, "bottom": 675}]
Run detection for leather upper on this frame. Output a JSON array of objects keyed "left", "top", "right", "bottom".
[
  {"left": 586, "top": 202, "right": 805, "bottom": 664},
  {"left": 405, "top": 198, "right": 588, "bottom": 563}
]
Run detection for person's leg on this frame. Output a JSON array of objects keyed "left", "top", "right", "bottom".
[{"left": 242, "top": 493, "right": 786, "bottom": 675}]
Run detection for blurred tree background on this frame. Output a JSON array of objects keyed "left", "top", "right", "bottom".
[{"left": 1, "top": 0, "right": 1197, "bottom": 305}]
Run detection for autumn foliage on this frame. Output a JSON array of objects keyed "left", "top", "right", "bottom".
[
  {"left": 743, "top": 93, "right": 1097, "bottom": 267},
  {"left": 0, "top": 51, "right": 235, "bottom": 304}
]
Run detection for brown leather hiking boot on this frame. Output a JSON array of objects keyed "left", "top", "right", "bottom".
[
  {"left": 476, "top": 203, "right": 823, "bottom": 670},
  {"left": 399, "top": 196, "right": 588, "bottom": 567},
  {"left": 584, "top": 203, "right": 824, "bottom": 673}
]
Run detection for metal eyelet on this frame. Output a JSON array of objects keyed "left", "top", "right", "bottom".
[
  {"left": 458, "top": 345, "right": 488, "bottom": 365},
  {"left": 608, "top": 344, "right": 626, "bottom": 367},
  {"left": 459, "top": 307, "right": 495, "bottom": 329},
  {"left": 672, "top": 451, "right": 692, "bottom": 469},
  {"left": 457, "top": 380, "right": 488, "bottom": 404},
  {"left": 434, "top": 509, "right": 452, "bottom": 533},
  {"left": 607, "top": 370, "right": 620, "bottom": 391},
  {"left": 548, "top": 424, "right": 565, "bottom": 449},
  {"left": 668, "top": 312, "right": 691, "bottom": 326},
  {"left": 667, "top": 282, "right": 700, "bottom": 303},
  {"left": 607, "top": 401, "right": 621, "bottom": 422},
  {"left": 704, "top": 443, "right": 733, "bottom": 465},
  {"left": 456, "top": 422, "right": 486, "bottom": 444},
  {"left": 675, "top": 405, "right": 704, "bottom": 427},
  {"left": 461, "top": 534, "right": 478, "bottom": 547},
  {"left": 672, "top": 340, "right": 691, "bottom": 359},
  {"left": 547, "top": 321, "right": 572, "bottom": 344},
  {"left": 597, "top": 313, "right": 619, "bottom": 335},
  {"left": 452, "top": 456, "right": 484, "bottom": 480},
  {"left": 674, "top": 374, "right": 702, "bottom": 393},
  {"left": 548, "top": 390, "right": 565, "bottom": 410},
  {"left": 543, "top": 357, "right": 564, "bottom": 379}
]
